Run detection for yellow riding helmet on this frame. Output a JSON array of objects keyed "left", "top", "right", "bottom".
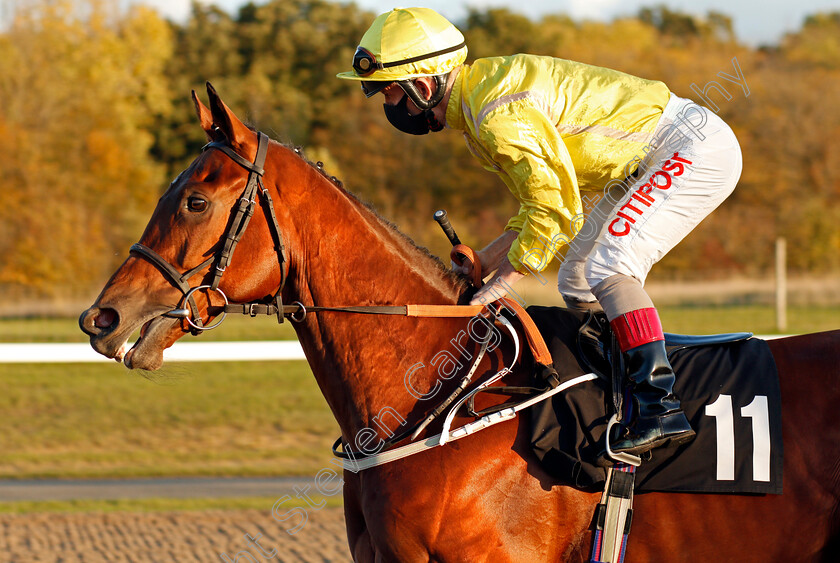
[{"left": 336, "top": 7, "right": 467, "bottom": 84}]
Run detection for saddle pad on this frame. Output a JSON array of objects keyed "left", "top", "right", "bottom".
[{"left": 527, "top": 306, "right": 783, "bottom": 495}]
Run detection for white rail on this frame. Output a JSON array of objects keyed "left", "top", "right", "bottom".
[
  {"left": 0, "top": 341, "right": 306, "bottom": 363},
  {"left": 0, "top": 336, "right": 794, "bottom": 364}
]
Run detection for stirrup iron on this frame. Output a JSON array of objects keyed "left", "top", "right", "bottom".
[{"left": 604, "top": 414, "right": 642, "bottom": 467}]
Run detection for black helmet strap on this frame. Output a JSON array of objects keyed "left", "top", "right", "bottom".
[{"left": 396, "top": 74, "right": 448, "bottom": 111}]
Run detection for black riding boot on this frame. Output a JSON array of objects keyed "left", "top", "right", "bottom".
[{"left": 610, "top": 340, "right": 696, "bottom": 455}]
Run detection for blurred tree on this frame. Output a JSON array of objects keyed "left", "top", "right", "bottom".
[
  {"left": 781, "top": 12, "right": 840, "bottom": 69},
  {"left": 639, "top": 5, "right": 702, "bottom": 39},
  {"left": 463, "top": 8, "right": 544, "bottom": 58},
  {"left": 153, "top": 0, "right": 372, "bottom": 176},
  {"left": 2, "top": 1, "right": 839, "bottom": 304},
  {"left": 0, "top": 0, "right": 172, "bottom": 297}
]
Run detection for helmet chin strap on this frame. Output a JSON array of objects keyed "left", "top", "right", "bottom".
[
  {"left": 396, "top": 74, "right": 447, "bottom": 111},
  {"left": 395, "top": 74, "right": 448, "bottom": 132},
  {"left": 425, "top": 109, "right": 444, "bottom": 132}
]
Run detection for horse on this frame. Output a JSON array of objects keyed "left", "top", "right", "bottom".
[{"left": 80, "top": 84, "right": 840, "bottom": 562}]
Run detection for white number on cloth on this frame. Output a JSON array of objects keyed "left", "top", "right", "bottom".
[{"left": 704, "top": 394, "right": 771, "bottom": 482}]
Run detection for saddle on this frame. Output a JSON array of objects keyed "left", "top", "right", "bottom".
[
  {"left": 513, "top": 305, "right": 782, "bottom": 495},
  {"left": 507, "top": 305, "right": 783, "bottom": 563}
]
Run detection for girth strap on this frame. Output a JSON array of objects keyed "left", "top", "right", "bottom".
[{"left": 333, "top": 371, "right": 599, "bottom": 472}]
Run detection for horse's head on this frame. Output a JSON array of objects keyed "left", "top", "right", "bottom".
[{"left": 79, "top": 84, "right": 290, "bottom": 370}]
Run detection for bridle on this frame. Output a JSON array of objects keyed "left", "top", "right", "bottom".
[{"left": 129, "top": 131, "right": 293, "bottom": 333}]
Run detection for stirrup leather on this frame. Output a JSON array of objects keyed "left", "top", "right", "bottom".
[{"left": 591, "top": 464, "right": 637, "bottom": 563}]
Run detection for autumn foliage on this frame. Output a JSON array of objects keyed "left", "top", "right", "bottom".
[{"left": 1, "top": 0, "right": 838, "bottom": 299}]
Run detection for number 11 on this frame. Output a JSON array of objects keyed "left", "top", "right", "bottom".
[{"left": 705, "top": 394, "right": 771, "bottom": 482}]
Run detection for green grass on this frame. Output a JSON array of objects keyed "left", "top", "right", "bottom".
[
  {"left": 0, "top": 495, "right": 343, "bottom": 514},
  {"left": 0, "top": 361, "right": 338, "bottom": 479},
  {"left": 659, "top": 304, "right": 840, "bottom": 335}
]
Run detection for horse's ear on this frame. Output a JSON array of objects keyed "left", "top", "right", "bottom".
[
  {"left": 205, "top": 82, "right": 253, "bottom": 153},
  {"left": 191, "top": 89, "right": 220, "bottom": 141}
]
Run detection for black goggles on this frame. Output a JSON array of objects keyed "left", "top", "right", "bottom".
[{"left": 360, "top": 80, "right": 394, "bottom": 98}]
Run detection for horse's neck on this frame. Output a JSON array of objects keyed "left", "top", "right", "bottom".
[
  {"left": 278, "top": 157, "right": 467, "bottom": 437},
  {"left": 285, "top": 162, "right": 460, "bottom": 307}
]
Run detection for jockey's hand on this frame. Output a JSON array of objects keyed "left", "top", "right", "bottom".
[
  {"left": 469, "top": 258, "right": 526, "bottom": 306},
  {"left": 450, "top": 259, "right": 474, "bottom": 277},
  {"left": 451, "top": 249, "right": 485, "bottom": 278}
]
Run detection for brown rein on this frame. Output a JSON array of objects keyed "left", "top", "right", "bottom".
[{"left": 225, "top": 240, "right": 553, "bottom": 367}]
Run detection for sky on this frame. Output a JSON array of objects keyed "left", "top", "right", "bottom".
[{"left": 136, "top": 0, "right": 840, "bottom": 46}]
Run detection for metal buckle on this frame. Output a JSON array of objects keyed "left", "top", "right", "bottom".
[
  {"left": 178, "top": 285, "right": 229, "bottom": 331},
  {"left": 290, "top": 301, "right": 306, "bottom": 323},
  {"left": 605, "top": 414, "right": 642, "bottom": 466},
  {"left": 248, "top": 303, "right": 259, "bottom": 317}
]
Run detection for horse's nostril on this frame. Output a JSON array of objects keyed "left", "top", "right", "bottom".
[
  {"left": 95, "top": 308, "right": 118, "bottom": 329},
  {"left": 79, "top": 307, "right": 119, "bottom": 336}
]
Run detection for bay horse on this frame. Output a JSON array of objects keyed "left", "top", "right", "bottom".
[{"left": 80, "top": 84, "right": 840, "bottom": 562}]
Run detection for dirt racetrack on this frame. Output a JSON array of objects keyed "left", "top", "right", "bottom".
[{"left": 0, "top": 508, "right": 351, "bottom": 562}]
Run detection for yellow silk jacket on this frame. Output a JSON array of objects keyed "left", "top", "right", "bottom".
[{"left": 445, "top": 54, "right": 671, "bottom": 272}]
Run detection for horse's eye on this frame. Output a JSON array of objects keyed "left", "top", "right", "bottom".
[{"left": 187, "top": 196, "right": 208, "bottom": 213}]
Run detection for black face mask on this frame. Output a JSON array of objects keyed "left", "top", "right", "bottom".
[{"left": 383, "top": 95, "right": 442, "bottom": 135}]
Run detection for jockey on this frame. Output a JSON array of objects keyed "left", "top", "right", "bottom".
[{"left": 337, "top": 7, "right": 743, "bottom": 457}]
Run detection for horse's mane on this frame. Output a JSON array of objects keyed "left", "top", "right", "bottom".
[{"left": 283, "top": 140, "right": 469, "bottom": 293}]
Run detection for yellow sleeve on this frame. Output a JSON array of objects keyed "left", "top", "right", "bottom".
[
  {"left": 477, "top": 99, "right": 583, "bottom": 273},
  {"left": 504, "top": 204, "right": 526, "bottom": 233}
]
